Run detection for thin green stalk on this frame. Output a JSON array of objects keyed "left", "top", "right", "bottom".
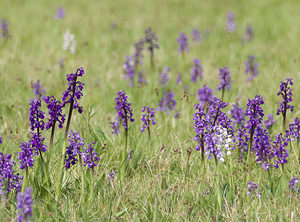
[
  {"left": 49, "top": 121, "right": 56, "bottom": 150},
  {"left": 258, "top": 166, "right": 263, "bottom": 185},
  {"left": 38, "top": 149, "right": 44, "bottom": 164},
  {"left": 46, "top": 122, "right": 56, "bottom": 173},
  {"left": 120, "top": 129, "right": 128, "bottom": 183},
  {"left": 65, "top": 84, "right": 76, "bottom": 135},
  {"left": 89, "top": 172, "right": 95, "bottom": 202},
  {"left": 247, "top": 137, "right": 253, "bottom": 165},
  {"left": 238, "top": 147, "right": 241, "bottom": 162},
  {"left": 55, "top": 82, "right": 76, "bottom": 200},
  {"left": 150, "top": 53, "right": 154, "bottom": 69},
  {"left": 79, "top": 155, "right": 85, "bottom": 202},
  {"left": 247, "top": 111, "right": 256, "bottom": 163},
  {"left": 55, "top": 139, "right": 67, "bottom": 199},
  {"left": 215, "top": 160, "right": 222, "bottom": 210},
  {"left": 221, "top": 87, "right": 225, "bottom": 102},
  {"left": 125, "top": 128, "right": 128, "bottom": 158},
  {"left": 185, "top": 148, "right": 192, "bottom": 185},
  {"left": 282, "top": 91, "right": 287, "bottom": 132},
  {"left": 38, "top": 156, "right": 49, "bottom": 184},
  {"left": 146, "top": 107, "right": 152, "bottom": 140},
  {"left": 280, "top": 165, "right": 285, "bottom": 193},
  {"left": 267, "top": 169, "right": 273, "bottom": 195},
  {"left": 181, "top": 51, "right": 185, "bottom": 65},
  {"left": 201, "top": 156, "right": 205, "bottom": 175},
  {"left": 246, "top": 173, "right": 251, "bottom": 202},
  {"left": 22, "top": 167, "right": 29, "bottom": 192},
  {"left": 185, "top": 159, "right": 190, "bottom": 184},
  {"left": 37, "top": 157, "right": 51, "bottom": 198},
  {"left": 226, "top": 156, "right": 234, "bottom": 190},
  {"left": 282, "top": 114, "right": 286, "bottom": 133},
  {"left": 147, "top": 124, "right": 151, "bottom": 140},
  {"left": 289, "top": 141, "right": 297, "bottom": 166},
  {"left": 296, "top": 139, "right": 300, "bottom": 164},
  {"left": 200, "top": 134, "right": 205, "bottom": 173},
  {"left": 229, "top": 155, "right": 234, "bottom": 197}
]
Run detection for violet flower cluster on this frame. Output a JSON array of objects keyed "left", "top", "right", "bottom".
[
  {"left": 110, "top": 117, "right": 120, "bottom": 135},
  {"left": 230, "top": 103, "right": 245, "bottom": 127},
  {"left": 193, "top": 113, "right": 213, "bottom": 158},
  {"left": 62, "top": 67, "right": 85, "bottom": 113},
  {"left": 264, "top": 114, "right": 276, "bottom": 130},
  {"left": 114, "top": 91, "right": 134, "bottom": 131},
  {"left": 64, "top": 130, "right": 85, "bottom": 169},
  {"left": 192, "top": 29, "right": 201, "bottom": 42},
  {"left": 55, "top": 7, "right": 65, "bottom": 20},
  {"left": 16, "top": 187, "right": 33, "bottom": 222},
  {"left": 123, "top": 38, "right": 143, "bottom": 86},
  {"left": 226, "top": 12, "right": 236, "bottom": 32},
  {"left": 32, "top": 80, "right": 46, "bottom": 98},
  {"left": 29, "top": 98, "right": 45, "bottom": 132},
  {"left": 191, "top": 59, "right": 203, "bottom": 82},
  {"left": 176, "top": 73, "right": 182, "bottom": 85},
  {"left": 193, "top": 98, "right": 233, "bottom": 162},
  {"left": 141, "top": 106, "right": 156, "bottom": 133},
  {"left": 30, "top": 133, "right": 47, "bottom": 155},
  {"left": 273, "top": 133, "right": 289, "bottom": 168},
  {"left": 18, "top": 98, "right": 47, "bottom": 169},
  {"left": 289, "top": 117, "right": 300, "bottom": 142},
  {"left": 18, "top": 142, "right": 34, "bottom": 170},
  {"left": 123, "top": 56, "right": 135, "bottom": 87},
  {"left": 247, "top": 182, "right": 261, "bottom": 198},
  {"left": 1, "top": 19, "right": 11, "bottom": 39},
  {"left": 197, "top": 84, "right": 215, "bottom": 107},
  {"left": 177, "top": 32, "right": 189, "bottom": 54},
  {"left": 83, "top": 142, "right": 100, "bottom": 172},
  {"left": 244, "top": 95, "right": 265, "bottom": 148},
  {"left": 230, "top": 103, "right": 248, "bottom": 157},
  {"left": 233, "top": 125, "right": 248, "bottom": 157},
  {"left": 253, "top": 126, "right": 274, "bottom": 170},
  {"left": 0, "top": 152, "right": 23, "bottom": 195},
  {"left": 64, "top": 131, "right": 99, "bottom": 171},
  {"left": 127, "top": 150, "right": 133, "bottom": 161},
  {"left": 217, "top": 67, "right": 232, "bottom": 91},
  {"left": 276, "top": 78, "right": 294, "bottom": 118},
  {"left": 108, "top": 171, "right": 118, "bottom": 184},
  {"left": 133, "top": 38, "right": 144, "bottom": 68},
  {"left": 193, "top": 105, "right": 206, "bottom": 147},
  {"left": 206, "top": 97, "right": 232, "bottom": 131},
  {"left": 160, "top": 67, "right": 170, "bottom": 87},
  {"left": 242, "top": 24, "right": 253, "bottom": 42},
  {"left": 44, "top": 96, "right": 65, "bottom": 130},
  {"left": 245, "top": 55, "right": 259, "bottom": 81},
  {"left": 158, "top": 91, "right": 176, "bottom": 114},
  {"left": 29, "top": 98, "right": 48, "bottom": 155},
  {"left": 244, "top": 95, "right": 265, "bottom": 126},
  {"left": 288, "top": 177, "right": 299, "bottom": 193},
  {"left": 145, "top": 27, "right": 159, "bottom": 58}
]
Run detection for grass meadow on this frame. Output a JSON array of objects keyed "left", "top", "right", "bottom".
[{"left": 0, "top": 0, "right": 300, "bottom": 221}]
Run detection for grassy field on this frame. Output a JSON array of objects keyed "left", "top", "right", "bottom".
[{"left": 0, "top": 0, "right": 300, "bottom": 221}]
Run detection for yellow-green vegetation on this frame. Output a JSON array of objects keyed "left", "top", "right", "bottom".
[{"left": 0, "top": 0, "right": 299, "bottom": 221}]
